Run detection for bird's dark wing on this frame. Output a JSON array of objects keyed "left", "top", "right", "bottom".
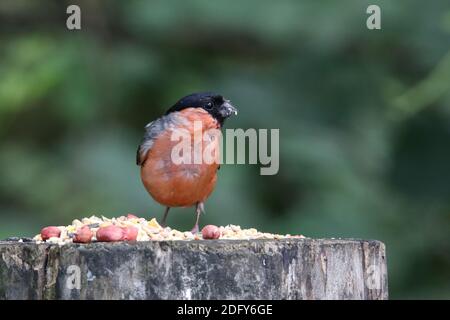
[
  {"left": 136, "top": 112, "right": 189, "bottom": 165},
  {"left": 136, "top": 117, "right": 168, "bottom": 166}
]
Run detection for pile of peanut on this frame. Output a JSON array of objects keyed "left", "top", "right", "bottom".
[{"left": 33, "top": 214, "right": 304, "bottom": 245}]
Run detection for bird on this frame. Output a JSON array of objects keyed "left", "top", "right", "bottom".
[{"left": 136, "top": 92, "right": 237, "bottom": 233}]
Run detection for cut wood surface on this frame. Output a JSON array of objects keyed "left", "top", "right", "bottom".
[{"left": 0, "top": 239, "right": 388, "bottom": 300}]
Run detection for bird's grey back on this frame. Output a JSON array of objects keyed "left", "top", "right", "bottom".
[{"left": 136, "top": 112, "right": 188, "bottom": 165}]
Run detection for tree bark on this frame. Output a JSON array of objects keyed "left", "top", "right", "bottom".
[{"left": 0, "top": 239, "right": 388, "bottom": 300}]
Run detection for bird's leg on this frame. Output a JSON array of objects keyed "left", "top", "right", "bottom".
[
  {"left": 190, "top": 202, "right": 204, "bottom": 234},
  {"left": 161, "top": 207, "right": 170, "bottom": 227}
]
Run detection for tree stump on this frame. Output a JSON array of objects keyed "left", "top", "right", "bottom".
[{"left": 0, "top": 239, "right": 387, "bottom": 300}]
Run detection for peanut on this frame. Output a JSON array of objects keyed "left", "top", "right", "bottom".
[
  {"left": 73, "top": 226, "right": 93, "bottom": 243},
  {"left": 96, "top": 225, "right": 124, "bottom": 242},
  {"left": 201, "top": 225, "right": 221, "bottom": 240},
  {"left": 41, "top": 226, "right": 61, "bottom": 240}
]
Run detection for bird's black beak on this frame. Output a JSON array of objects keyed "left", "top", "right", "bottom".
[{"left": 219, "top": 100, "right": 238, "bottom": 118}]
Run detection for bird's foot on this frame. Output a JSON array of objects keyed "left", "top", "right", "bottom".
[{"left": 190, "top": 224, "right": 199, "bottom": 234}]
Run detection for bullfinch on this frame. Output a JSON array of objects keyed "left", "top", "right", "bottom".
[{"left": 136, "top": 92, "right": 238, "bottom": 233}]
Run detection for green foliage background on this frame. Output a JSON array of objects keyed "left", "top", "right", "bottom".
[{"left": 1, "top": 0, "right": 449, "bottom": 298}]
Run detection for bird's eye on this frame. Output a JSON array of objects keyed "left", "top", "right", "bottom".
[{"left": 205, "top": 102, "right": 213, "bottom": 109}]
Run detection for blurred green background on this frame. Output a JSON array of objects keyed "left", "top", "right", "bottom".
[{"left": 0, "top": 0, "right": 449, "bottom": 299}]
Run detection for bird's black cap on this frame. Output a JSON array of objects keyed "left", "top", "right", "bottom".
[{"left": 165, "top": 92, "right": 237, "bottom": 125}]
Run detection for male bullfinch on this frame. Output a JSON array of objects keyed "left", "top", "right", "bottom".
[{"left": 136, "top": 92, "right": 237, "bottom": 233}]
